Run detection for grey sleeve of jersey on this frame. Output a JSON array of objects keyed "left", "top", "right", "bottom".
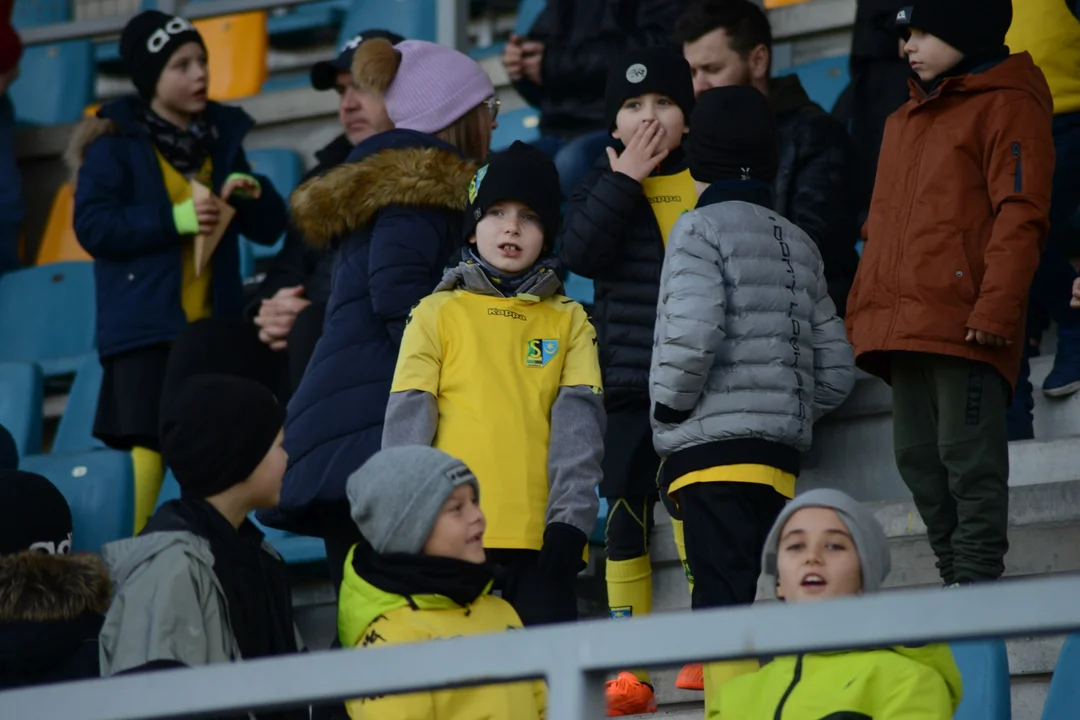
[
  {"left": 546, "top": 385, "right": 605, "bottom": 535},
  {"left": 382, "top": 390, "right": 439, "bottom": 448}
]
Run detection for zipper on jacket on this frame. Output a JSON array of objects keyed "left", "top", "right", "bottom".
[
  {"left": 1012, "top": 142, "right": 1023, "bottom": 193},
  {"left": 774, "top": 654, "right": 804, "bottom": 720}
]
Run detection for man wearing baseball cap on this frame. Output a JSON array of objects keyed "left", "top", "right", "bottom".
[{"left": 249, "top": 29, "right": 403, "bottom": 400}]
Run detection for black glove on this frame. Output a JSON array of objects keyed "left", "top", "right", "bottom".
[{"left": 536, "top": 522, "right": 588, "bottom": 579}]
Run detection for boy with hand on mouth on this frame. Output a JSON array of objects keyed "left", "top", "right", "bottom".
[
  {"left": 340, "top": 446, "right": 545, "bottom": 719},
  {"left": 382, "top": 141, "right": 605, "bottom": 630},
  {"left": 712, "top": 489, "right": 963, "bottom": 718}
]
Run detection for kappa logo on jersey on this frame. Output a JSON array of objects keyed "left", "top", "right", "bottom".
[
  {"left": 488, "top": 308, "right": 526, "bottom": 321},
  {"left": 610, "top": 607, "right": 633, "bottom": 620},
  {"left": 525, "top": 338, "right": 559, "bottom": 367},
  {"left": 146, "top": 16, "right": 197, "bottom": 53},
  {"left": 468, "top": 165, "right": 488, "bottom": 204}
]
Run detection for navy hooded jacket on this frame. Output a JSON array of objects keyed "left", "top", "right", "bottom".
[
  {"left": 69, "top": 96, "right": 287, "bottom": 358},
  {"left": 261, "top": 129, "right": 475, "bottom": 538}
]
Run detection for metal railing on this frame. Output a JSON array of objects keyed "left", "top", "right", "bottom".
[{"left": 1, "top": 574, "right": 1078, "bottom": 720}]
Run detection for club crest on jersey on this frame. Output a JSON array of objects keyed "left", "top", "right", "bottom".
[
  {"left": 610, "top": 607, "right": 632, "bottom": 620},
  {"left": 468, "top": 165, "right": 488, "bottom": 204},
  {"left": 526, "top": 338, "right": 558, "bottom": 367}
]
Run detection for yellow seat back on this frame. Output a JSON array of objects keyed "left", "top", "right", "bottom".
[
  {"left": 36, "top": 183, "right": 92, "bottom": 266},
  {"left": 194, "top": 12, "right": 269, "bottom": 101}
]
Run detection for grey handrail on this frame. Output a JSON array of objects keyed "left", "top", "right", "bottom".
[{"left": 1, "top": 574, "right": 1078, "bottom": 720}]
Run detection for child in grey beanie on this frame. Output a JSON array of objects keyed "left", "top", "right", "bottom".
[
  {"left": 762, "top": 488, "right": 892, "bottom": 599},
  {"left": 340, "top": 446, "right": 546, "bottom": 718}
]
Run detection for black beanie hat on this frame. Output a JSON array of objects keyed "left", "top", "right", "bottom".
[
  {"left": 894, "top": 2, "right": 1012, "bottom": 58},
  {"left": 160, "top": 374, "right": 285, "bottom": 498},
  {"left": 605, "top": 47, "right": 695, "bottom": 132},
  {"left": 462, "top": 141, "right": 562, "bottom": 250},
  {"left": 120, "top": 11, "right": 207, "bottom": 101},
  {"left": 0, "top": 470, "right": 73, "bottom": 556},
  {"left": 686, "top": 85, "right": 779, "bottom": 184}
]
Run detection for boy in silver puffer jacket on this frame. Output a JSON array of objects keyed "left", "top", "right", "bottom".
[{"left": 649, "top": 85, "right": 855, "bottom": 704}]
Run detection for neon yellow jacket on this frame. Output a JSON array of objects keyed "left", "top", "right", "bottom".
[
  {"left": 338, "top": 547, "right": 546, "bottom": 720},
  {"left": 710, "top": 644, "right": 962, "bottom": 719}
]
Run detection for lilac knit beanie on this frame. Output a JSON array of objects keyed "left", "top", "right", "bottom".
[{"left": 352, "top": 39, "right": 494, "bottom": 134}]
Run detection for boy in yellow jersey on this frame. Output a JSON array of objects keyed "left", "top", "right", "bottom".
[
  {"left": 651, "top": 86, "right": 854, "bottom": 708},
  {"left": 558, "top": 48, "right": 698, "bottom": 714},
  {"left": 383, "top": 141, "right": 604, "bottom": 629}
]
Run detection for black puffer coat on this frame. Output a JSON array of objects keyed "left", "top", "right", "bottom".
[
  {"left": 772, "top": 75, "right": 860, "bottom": 317},
  {"left": 559, "top": 150, "right": 689, "bottom": 413},
  {"left": 515, "top": 0, "right": 684, "bottom": 136}
]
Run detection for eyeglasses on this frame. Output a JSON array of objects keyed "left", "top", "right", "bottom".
[{"left": 483, "top": 96, "right": 501, "bottom": 121}]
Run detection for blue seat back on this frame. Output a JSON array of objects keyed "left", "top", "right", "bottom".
[
  {"left": 0, "top": 262, "right": 96, "bottom": 377},
  {"left": 52, "top": 354, "right": 107, "bottom": 454},
  {"left": 0, "top": 362, "right": 44, "bottom": 459},
  {"left": 10, "top": 41, "right": 96, "bottom": 126},
  {"left": 240, "top": 148, "right": 305, "bottom": 276},
  {"left": 515, "top": 0, "right": 545, "bottom": 35},
  {"left": 12, "top": 0, "right": 70, "bottom": 28},
  {"left": 20, "top": 450, "right": 135, "bottom": 554},
  {"left": 337, "top": 0, "right": 436, "bottom": 47},
  {"left": 950, "top": 638, "right": 1011, "bottom": 720},
  {"left": 491, "top": 106, "right": 541, "bottom": 151},
  {"left": 1042, "top": 634, "right": 1080, "bottom": 719},
  {"left": 156, "top": 469, "right": 183, "bottom": 509},
  {"left": 778, "top": 54, "right": 850, "bottom": 114}
]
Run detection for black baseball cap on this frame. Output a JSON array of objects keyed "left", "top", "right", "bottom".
[{"left": 310, "top": 29, "right": 406, "bottom": 91}]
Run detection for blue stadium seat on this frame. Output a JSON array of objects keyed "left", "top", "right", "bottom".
[
  {"left": 157, "top": 469, "right": 326, "bottom": 566},
  {"left": 491, "top": 106, "right": 541, "bottom": 151},
  {"left": 20, "top": 450, "right": 135, "bottom": 554},
  {"left": 10, "top": 41, "right": 96, "bottom": 126},
  {"left": 0, "top": 362, "right": 44, "bottom": 460},
  {"left": 591, "top": 496, "right": 607, "bottom": 545},
  {"left": 267, "top": 0, "right": 349, "bottom": 45},
  {"left": 337, "top": 0, "right": 436, "bottom": 48},
  {"left": 240, "top": 148, "right": 305, "bottom": 277},
  {"left": 12, "top": 0, "right": 70, "bottom": 28},
  {"left": 515, "top": 0, "right": 546, "bottom": 35},
  {"left": 0, "top": 263, "right": 96, "bottom": 377},
  {"left": 52, "top": 354, "right": 107, "bottom": 455},
  {"left": 563, "top": 272, "right": 594, "bottom": 306},
  {"left": 950, "top": 638, "right": 1011, "bottom": 720},
  {"left": 1042, "top": 634, "right": 1080, "bottom": 720},
  {"left": 778, "top": 54, "right": 850, "bottom": 114}
]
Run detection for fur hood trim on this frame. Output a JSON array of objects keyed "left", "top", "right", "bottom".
[
  {"left": 0, "top": 553, "right": 112, "bottom": 622},
  {"left": 64, "top": 116, "right": 122, "bottom": 189},
  {"left": 291, "top": 145, "right": 476, "bottom": 247}
]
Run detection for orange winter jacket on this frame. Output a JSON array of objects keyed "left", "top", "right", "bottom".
[{"left": 846, "top": 53, "right": 1054, "bottom": 389}]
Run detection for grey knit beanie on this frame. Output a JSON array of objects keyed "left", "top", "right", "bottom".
[
  {"left": 762, "top": 489, "right": 891, "bottom": 594},
  {"left": 346, "top": 446, "right": 481, "bottom": 554}
]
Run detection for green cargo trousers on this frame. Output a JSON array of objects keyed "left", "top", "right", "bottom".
[{"left": 890, "top": 352, "right": 1010, "bottom": 584}]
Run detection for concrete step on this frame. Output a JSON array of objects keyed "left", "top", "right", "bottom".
[{"left": 799, "top": 365, "right": 1080, "bottom": 502}]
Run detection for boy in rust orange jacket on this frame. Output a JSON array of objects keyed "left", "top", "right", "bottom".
[{"left": 846, "top": 0, "right": 1054, "bottom": 586}]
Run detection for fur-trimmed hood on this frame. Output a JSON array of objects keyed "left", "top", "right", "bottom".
[
  {"left": 0, "top": 552, "right": 112, "bottom": 622},
  {"left": 64, "top": 115, "right": 121, "bottom": 187},
  {"left": 290, "top": 129, "right": 476, "bottom": 248}
]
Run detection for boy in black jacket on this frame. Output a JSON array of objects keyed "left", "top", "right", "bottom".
[
  {"left": 557, "top": 47, "right": 698, "bottom": 712},
  {"left": 0, "top": 470, "right": 111, "bottom": 689}
]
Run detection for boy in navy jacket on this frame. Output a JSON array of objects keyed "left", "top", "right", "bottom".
[{"left": 68, "top": 11, "right": 286, "bottom": 533}]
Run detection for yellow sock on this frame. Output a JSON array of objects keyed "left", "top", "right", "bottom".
[
  {"left": 703, "top": 659, "right": 760, "bottom": 714},
  {"left": 670, "top": 517, "right": 694, "bottom": 594},
  {"left": 606, "top": 554, "right": 653, "bottom": 682},
  {"left": 131, "top": 446, "right": 165, "bottom": 535}
]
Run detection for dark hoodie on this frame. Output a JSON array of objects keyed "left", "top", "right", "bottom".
[
  {"left": 264, "top": 129, "right": 476, "bottom": 538},
  {"left": 770, "top": 74, "right": 860, "bottom": 317},
  {"left": 0, "top": 552, "right": 111, "bottom": 689}
]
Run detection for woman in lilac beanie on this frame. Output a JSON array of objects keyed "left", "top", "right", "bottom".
[{"left": 261, "top": 38, "right": 496, "bottom": 584}]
